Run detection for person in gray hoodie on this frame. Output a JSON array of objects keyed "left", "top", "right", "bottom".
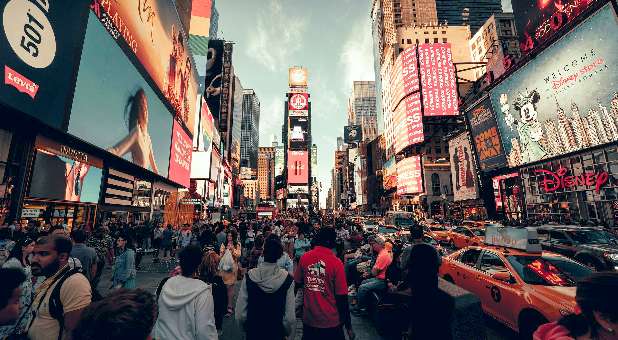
[
  {"left": 235, "top": 235, "right": 295, "bottom": 340},
  {"left": 153, "top": 245, "right": 218, "bottom": 340}
]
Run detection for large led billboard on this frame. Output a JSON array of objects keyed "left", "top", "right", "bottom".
[
  {"left": 449, "top": 133, "right": 479, "bottom": 201},
  {"left": 289, "top": 116, "right": 309, "bottom": 150},
  {"left": 383, "top": 156, "right": 397, "bottom": 191},
  {"left": 275, "top": 145, "right": 285, "bottom": 176},
  {"left": 287, "top": 150, "right": 308, "bottom": 184},
  {"left": 204, "top": 39, "right": 224, "bottom": 120},
  {"left": 289, "top": 93, "right": 309, "bottom": 111},
  {"left": 289, "top": 67, "right": 308, "bottom": 88},
  {"left": 169, "top": 120, "right": 193, "bottom": 188},
  {"left": 466, "top": 96, "right": 507, "bottom": 171},
  {"left": 0, "top": 0, "right": 90, "bottom": 130},
  {"left": 418, "top": 43, "right": 459, "bottom": 116},
  {"left": 394, "top": 93, "right": 424, "bottom": 154},
  {"left": 512, "top": 0, "right": 597, "bottom": 54},
  {"left": 491, "top": 4, "right": 618, "bottom": 168},
  {"left": 89, "top": 0, "right": 198, "bottom": 135},
  {"left": 70, "top": 12, "right": 173, "bottom": 177},
  {"left": 389, "top": 47, "right": 420, "bottom": 111},
  {"left": 396, "top": 156, "right": 423, "bottom": 195},
  {"left": 344, "top": 125, "right": 362, "bottom": 144}
]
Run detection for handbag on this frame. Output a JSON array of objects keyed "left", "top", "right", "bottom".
[{"left": 218, "top": 249, "right": 234, "bottom": 272}]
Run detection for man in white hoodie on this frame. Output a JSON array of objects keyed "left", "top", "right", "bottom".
[
  {"left": 153, "top": 245, "right": 218, "bottom": 340},
  {"left": 235, "top": 235, "right": 295, "bottom": 340}
]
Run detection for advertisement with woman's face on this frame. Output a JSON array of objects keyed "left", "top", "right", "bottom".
[{"left": 69, "top": 13, "right": 172, "bottom": 177}]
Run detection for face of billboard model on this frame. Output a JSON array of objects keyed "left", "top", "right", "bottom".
[
  {"left": 69, "top": 12, "right": 172, "bottom": 177},
  {"left": 491, "top": 4, "right": 618, "bottom": 168}
]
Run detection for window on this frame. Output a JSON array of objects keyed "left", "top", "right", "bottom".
[
  {"left": 479, "top": 252, "right": 507, "bottom": 273},
  {"left": 550, "top": 230, "right": 569, "bottom": 242},
  {"left": 442, "top": 31, "right": 447, "bottom": 34},
  {"left": 402, "top": 39, "right": 405, "bottom": 44},
  {"left": 459, "top": 249, "right": 482, "bottom": 266},
  {"left": 442, "top": 38, "right": 448, "bottom": 43},
  {"left": 434, "top": 38, "right": 439, "bottom": 43},
  {"left": 433, "top": 31, "right": 437, "bottom": 34},
  {"left": 416, "top": 39, "right": 419, "bottom": 44},
  {"left": 407, "top": 38, "right": 412, "bottom": 44},
  {"left": 431, "top": 173, "right": 441, "bottom": 195},
  {"left": 425, "top": 38, "right": 430, "bottom": 43}
]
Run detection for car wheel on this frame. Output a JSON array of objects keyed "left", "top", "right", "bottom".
[{"left": 518, "top": 310, "right": 548, "bottom": 340}]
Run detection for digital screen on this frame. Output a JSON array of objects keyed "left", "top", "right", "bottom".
[
  {"left": 287, "top": 150, "right": 308, "bottom": 184},
  {"left": 418, "top": 43, "right": 459, "bottom": 116},
  {"left": 396, "top": 156, "right": 423, "bottom": 195},
  {"left": 289, "top": 116, "right": 309, "bottom": 150},
  {"left": 383, "top": 157, "right": 397, "bottom": 191},
  {"left": 169, "top": 120, "right": 193, "bottom": 188},
  {"left": 289, "top": 93, "right": 309, "bottom": 111},
  {"left": 466, "top": 96, "right": 507, "bottom": 171},
  {"left": 491, "top": 5, "right": 618, "bottom": 168},
  {"left": 449, "top": 133, "right": 479, "bottom": 201},
  {"left": 394, "top": 93, "right": 424, "bottom": 153}
]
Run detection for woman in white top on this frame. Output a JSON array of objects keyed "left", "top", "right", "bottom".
[{"left": 108, "top": 89, "right": 159, "bottom": 174}]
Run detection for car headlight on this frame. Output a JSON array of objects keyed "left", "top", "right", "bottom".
[{"left": 605, "top": 253, "right": 618, "bottom": 262}]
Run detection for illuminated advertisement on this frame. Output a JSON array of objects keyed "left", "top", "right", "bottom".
[
  {"left": 289, "top": 67, "right": 308, "bottom": 88},
  {"left": 289, "top": 93, "right": 309, "bottom": 111},
  {"left": 383, "top": 156, "right": 397, "bottom": 191},
  {"left": 344, "top": 125, "right": 362, "bottom": 144},
  {"left": 512, "top": 0, "right": 598, "bottom": 54},
  {"left": 396, "top": 156, "right": 423, "bottom": 195},
  {"left": 70, "top": 12, "right": 172, "bottom": 177},
  {"left": 289, "top": 116, "right": 309, "bottom": 150},
  {"left": 287, "top": 150, "right": 308, "bottom": 184},
  {"left": 29, "top": 136, "right": 103, "bottom": 203},
  {"left": 491, "top": 4, "right": 618, "bottom": 168},
  {"left": 389, "top": 47, "right": 420, "bottom": 111},
  {"left": 200, "top": 96, "right": 215, "bottom": 153},
  {"left": 169, "top": 120, "right": 192, "bottom": 188},
  {"left": 90, "top": 0, "right": 198, "bottom": 135},
  {"left": 466, "top": 96, "right": 507, "bottom": 171},
  {"left": 418, "top": 43, "right": 459, "bottom": 116},
  {"left": 0, "top": 0, "right": 89, "bottom": 130},
  {"left": 449, "top": 133, "right": 479, "bottom": 201},
  {"left": 275, "top": 145, "right": 285, "bottom": 176},
  {"left": 219, "top": 42, "right": 233, "bottom": 132},
  {"left": 204, "top": 39, "right": 223, "bottom": 120},
  {"left": 394, "top": 93, "right": 424, "bottom": 153},
  {"left": 210, "top": 149, "right": 221, "bottom": 182}
]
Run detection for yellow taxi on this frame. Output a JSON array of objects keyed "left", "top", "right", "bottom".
[
  {"left": 439, "top": 226, "right": 592, "bottom": 338},
  {"left": 447, "top": 226, "right": 485, "bottom": 249},
  {"left": 424, "top": 224, "right": 452, "bottom": 244}
]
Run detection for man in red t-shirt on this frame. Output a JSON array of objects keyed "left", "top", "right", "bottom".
[
  {"left": 352, "top": 235, "right": 392, "bottom": 315},
  {"left": 294, "top": 227, "right": 354, "bottom": 340}
]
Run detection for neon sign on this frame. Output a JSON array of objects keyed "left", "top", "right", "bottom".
[{"left": 535, "top": 166, "right": 608, "bottom": 193}]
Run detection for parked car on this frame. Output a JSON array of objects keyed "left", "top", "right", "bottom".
[{"left": 535, "top": 225, "right": 618, "bottom": 271}]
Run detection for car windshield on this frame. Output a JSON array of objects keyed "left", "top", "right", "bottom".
[
  {"left": 473, "top": 229, "right": 485, "bottom": 237},
  {"left": 507, "top": 255, "right": 592, "bottom": 287},
  {"left": 379, "top": 226, "right": 398, "bottom": 234},
  {"left": 566, "top": 230, "right": 618, "bottom": 245}
]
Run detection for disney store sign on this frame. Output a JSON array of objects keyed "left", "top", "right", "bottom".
[{"left": 535, "top": 167, "right": 609, "bottom": 194}]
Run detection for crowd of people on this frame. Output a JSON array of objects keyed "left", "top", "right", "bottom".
[{"left": 0, "top": 213, "right": 617, "bottom": 340}]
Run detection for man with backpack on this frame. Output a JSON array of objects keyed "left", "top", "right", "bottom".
[{"left": 27, "top": 235, "right": 92, "bottom": 340}]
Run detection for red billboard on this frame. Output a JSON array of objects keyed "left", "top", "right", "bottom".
[
  {"left": 394, "top": 93, "right": 424, "bottom": 153},
  {"left": 418, "top": 44, "right": 459, "bottom": 116},
  {"left": 288, "top": 93, "right": 309, "bottom": 111},
  {"left": 169, "top": 120, "right": 193, "bottom": 188},
  {"left": 389, "top": 47, "right": 419, "bottom": 111},
  {"left": 396, "top": 156, "right": 423, "bottom": 195},
  {"left": 287, "top": 150, "right": 308, "bottom": 184}
]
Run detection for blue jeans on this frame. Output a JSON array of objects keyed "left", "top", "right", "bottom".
[{"left": 356, "top": 278, "right": 387, "bottom": 310}]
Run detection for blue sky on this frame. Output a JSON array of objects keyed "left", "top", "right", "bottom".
[{"left": 216, "top": 0, "right": 512, "bottom": 208}]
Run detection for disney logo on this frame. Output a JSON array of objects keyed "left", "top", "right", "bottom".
[{"left": 535, "top": 167, "right": 608, "bottom": 194}]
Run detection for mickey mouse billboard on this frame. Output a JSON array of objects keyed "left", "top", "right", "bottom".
[{"left": 490, "top": 4, "right": 618, "bottom": 168}]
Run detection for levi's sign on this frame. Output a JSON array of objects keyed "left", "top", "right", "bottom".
[{"left": 535, "top": 166, "right": 608, "bottom": 194}]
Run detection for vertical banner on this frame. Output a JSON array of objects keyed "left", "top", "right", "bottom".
[
  {"left": 169, "top": 120, "right": 193, "bottom": 188},
  {"left": 287, "top": 150, "right": 308, "bottom": 184},
  {"left": 465, "top": 96, "right": 507, "bottom": 171},
  {"left": 449, "top": 132, "right": 479, "bottom": 201},
  {"left": 396, "top": 156, "right": 423, "bottom": 195},
  {"left": 418, "top": 43, "right": 459, "bottom": 116},
  {"left": 219, "top": 42, "right": 233, "bottom": 132}
]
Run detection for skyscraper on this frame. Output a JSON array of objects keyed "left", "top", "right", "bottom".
[
  {"left": 435, "top": 0, "right": 502, "bottom": 34},
  {"left": 348, "top": 81, "right": 377, "bottom": 141},
  {"left": 240, "top": 89, "right": 260, "bottom": 169},
  {"left": 258, "top": 147, "right": 276, "bottom": 201}
]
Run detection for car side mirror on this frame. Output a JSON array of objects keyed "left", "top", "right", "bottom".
[{"left": 492, "top": 271, "right": 513, "bottom": 283}]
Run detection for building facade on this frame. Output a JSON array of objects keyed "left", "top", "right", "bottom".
[
  {"left": 257, "top": 147, "right": 276, "bottom": 201},
  {"left": 435, "top": 0, "right": 502, "bottom": 34},
  {"left": 241, "top": 89, "right": 260, "bottom": 169},
  {"left": 348, "top": 81, "right": 378, "bottom": 142}
]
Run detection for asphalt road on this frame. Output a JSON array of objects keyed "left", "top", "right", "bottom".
[{"left": 98, "top": 253, "right": 517, "bottom": 340}]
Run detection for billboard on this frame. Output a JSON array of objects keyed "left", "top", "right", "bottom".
[
  {"left": 512, "top": 0, "right": 597, "bottom": 54},
  {"left": 287, "top": 150, "right": 308, "bottom": 184},
  {"left": 383, "top": 156, "right": 397, "bottom": 191},
  {"left": 219, "top": 42, "right": 233, "bottom": 132},
  {"left": 204, "top": 39, "right": 223, "bottom": 120},
  {"left": 0, "top": 0, "right": 90, "bottom": 130},
  {"left": 396, "top": 156, "right": 423, "bottom": 195},
  {"left": 289, "top": 116, "right": 309, "bottom": 150},
  {"left": 89, "top": 0, "right": 198, "bottom": 135},
  {"left": 29, "top": 136, "right": 103, "bottom": 203},
  {"left": 389, "top": 47, "right": 420, "bottom": 111},
  {"left": 418, "top": 43, "right": 459, "bottom": 116},
  {"left": 449, "top": 133, "right": 479, "bottom": 201},
  {"left": 169, "top": 120, "right": 193, "bottom": 188},
  {"left": 289, "top": 93, "right": 309, "bottom": 111},
  {"left": 275, "top": 145, "right": 285, "bottom": 176},
  {"left": 466, "top": 96, "right": 507, "bottom": 171},
  {"left": 344, "top": 125, "right": 362, "bottom": 144},
  {"left": 394, "top": 93, "right": 424, "bottom": 153},
  {"left": 70, "top": 12, "right": 172, "bottom": 177},
  {"left": 491, "top": 4, "right": 618, "bottom": 168},
  {"left": 289, "top": 67, "right": 308, "bottom": 88}
]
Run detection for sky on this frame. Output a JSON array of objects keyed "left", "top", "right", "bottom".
[{"left": 216, "top": 0, "right": 513, "bottom": 208}]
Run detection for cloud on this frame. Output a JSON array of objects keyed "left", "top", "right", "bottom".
[
  {"left": 258, "top": 96, "right": 285, "bottom": 146},
  {"left": 339, "top": 17, "right": 375, "bottom": 94},
  {"left": 247, "top": 0, "right": 308, "bottom": 72}
]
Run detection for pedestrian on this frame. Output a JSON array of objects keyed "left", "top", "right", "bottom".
[
  {"left": 236, "top": 234, "right": 295, "bottom": 340},
  {"left": 70, "top": 230, "right": 98, "bottom": 283},
  {"left": 215, "top": 225, "right": 227, "bottom": 250},
  {"left": 86, "top": 227, "right": 114, "bottom": 291},
  {"left": 72, "top": 288, "right": 157, "bottom": 340},
  {"left": 180, "top": 226, "right": 192, "bottom": 248},
  {"left": 111, "top": 234, "right": 136, "bottom": 289},
  {"left": 27, "top": 234, "right": 92, "bottom": 340},
  {"left": 294, "top": 231, "right": 311, "bottom": 262},
  {"left": 294, "top": 227, "right": 354, "bottom": 340},
  {"left": 258, "top": 234, "right": 294, "bottom": 274},
  {"left": 246, "top": 235, "right": 264, "bottom": 270},
  {"left": 152, "top": 224, "right": 164, "bottom": 262},
  {"left": 219, "top": 230, "right": 242, "bottom": 317},
  {"left": 0, "top": 228, "right": 16, "bottom": 267},
  {"left": 0, "top": 268, "right": 25, "bottom": 327},
  {"left": 161, "top": 225, "right": 174, "bottom": 260},
  {"left": 198, "top": 250, "right": 227, "bottom": 334},
  {"left": 352, "top": 235, "right": 392, "bottom": 316},
  {"left": 153, "top": 245, "right": 218, "bottom": 340},
  {"left": 534, "top": 272, "right": 618, "bottom": 340},
  {"left": 404, "top": 243, "right": 453, "bottom": 340}
]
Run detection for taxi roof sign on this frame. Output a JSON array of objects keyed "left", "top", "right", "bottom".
[{"left": 485, "top": 225, "right": 542, "bottom": 253}]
